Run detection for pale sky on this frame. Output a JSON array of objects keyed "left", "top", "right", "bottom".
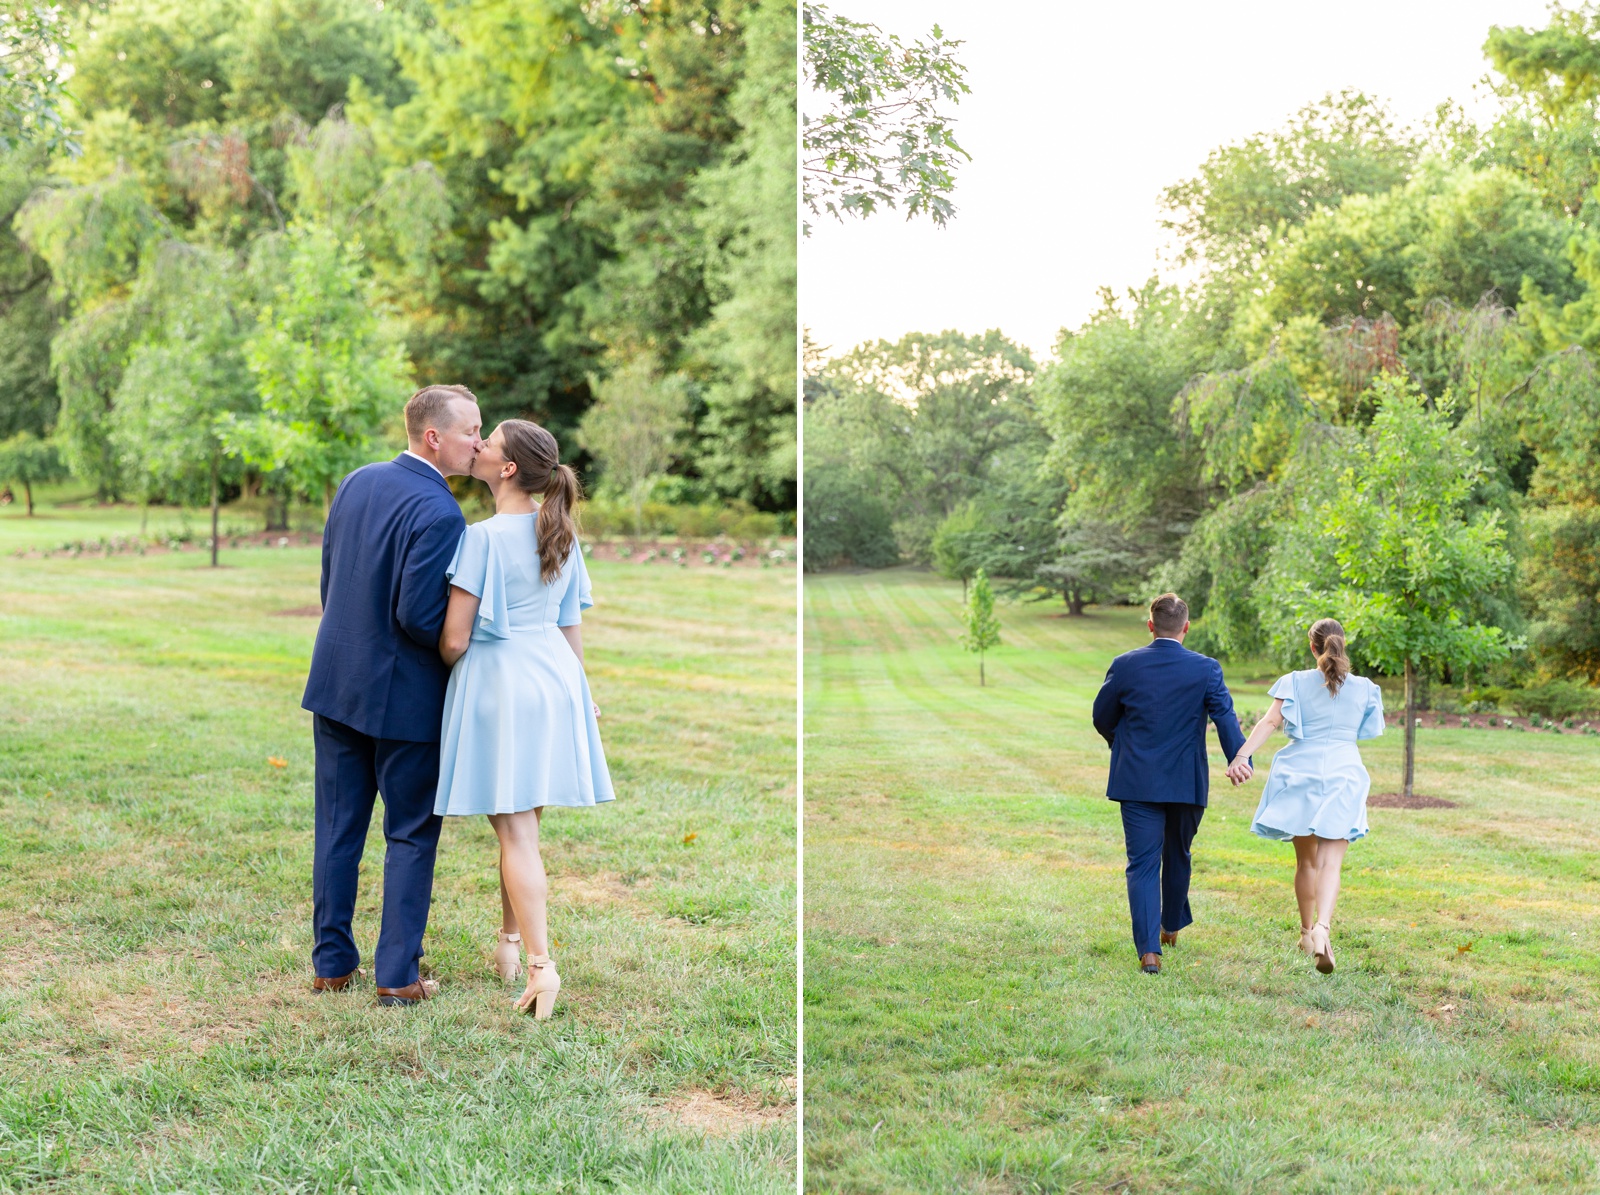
[{"left": 803, "top": 0, "right": 1553, "bottom": 362}]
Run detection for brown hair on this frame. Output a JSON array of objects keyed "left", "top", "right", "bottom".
[
  {"left": 405, "top": 384, "right": 477, "bottom": 442},
  {"left": 497, "top": 418, "right": 581, "bottom": 582},
  {"left": 1310, "top": 617, "right": 1351, "bottom": 696},
  {"left": 1148, "top": 593, "right": 1189, "bottom": 636}
]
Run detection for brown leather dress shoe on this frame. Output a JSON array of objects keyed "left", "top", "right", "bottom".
[
  {"left": 1140, "top": 952, "right": 1161, "bottom": 974},
  {"left": 1160, "top": 929, "right": 1179, "bottom": 947},
  {"left": 376, "top": 977, "right": 440, "bottom": 1007},
  {"left": 312, "top": 970, "right": 358, "bottom": 993}
]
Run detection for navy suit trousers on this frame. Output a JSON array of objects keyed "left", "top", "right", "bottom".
[
  {"left": 1119, "top": 800, "right": 1204, "bottom": 957},
  {"left": 312, "top": 714, "right": 443, "bottom": 989}
]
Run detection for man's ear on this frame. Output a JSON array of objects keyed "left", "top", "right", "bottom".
[{"left": 423, "top": 427, "right": 442, "bottom": 452}]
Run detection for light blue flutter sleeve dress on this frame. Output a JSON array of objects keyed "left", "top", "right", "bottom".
[
  {"left": 434, "top": 514, "right": 615, "bottom": 816},
  {"left": 1249, "top": 669, "right": 1384, "bottom": 843}
]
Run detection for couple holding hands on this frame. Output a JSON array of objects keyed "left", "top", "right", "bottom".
[
  {"left": 1093, "top": 593, "right": 1385, "bottom": 975},
  {"left": 303, "top": 384, "right": 614, "bottom": 1018}
]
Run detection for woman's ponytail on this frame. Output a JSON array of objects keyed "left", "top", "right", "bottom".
[
  {"left": 1309, "top": 617, "right": 1351, "bottom": 696},
  {"left": 497, "top": 419, "right": 582, "bottom": 582},
  {"left": 536, "top": 462, "right": 580, "bottom": 583}
]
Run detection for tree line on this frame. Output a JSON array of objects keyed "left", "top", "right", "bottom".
[
  {"left": 0, "top": 0, "right": 796, "bottom": 528},
  {"left": 805, "top": 6, "right": 1600, "bottom": 698}
]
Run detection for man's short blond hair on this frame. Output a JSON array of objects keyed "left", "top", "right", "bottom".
[
  {"left": 404, "top": 384, "right": 477, "bottom": 442},
  {"left": 1149, "top": 592, "right": 1189, "bottom": 636}
]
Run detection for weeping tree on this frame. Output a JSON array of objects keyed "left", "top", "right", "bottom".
[
  {"left": 112, "top": 245, "right": 257, "bottom": 565},
  {"left": 1311, "top": 378, "right": 1516, "bottom": 798}
]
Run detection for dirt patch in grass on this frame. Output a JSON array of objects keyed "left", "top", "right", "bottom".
[
  {"left": 0, "top": 914, "right": 75, "bottom": 980},
  {"left": 651, "top": 1089, "right": 791, "bottom": 1136},
  {"left": 0, "top": 914, "right": 280, "bottom": 1063},
  {"left": 1370, "top": 792, "right": 1459, "bottom": 809},
  {"left": 273, "top": 605, "right": 322, "bottom": 617},
  {"left": 553, "top": 872, "right": 651, "bottom": 910}
]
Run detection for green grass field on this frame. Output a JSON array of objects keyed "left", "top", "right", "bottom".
[
  {"left": 0, "top": 483, "right": 326, "bottom": 555},
  {"left": 803, "top": 568, "right": 1600, "bottom": 1194},
  {"left": 0, "top": 544, "right": 796, "bottom": 1191}
]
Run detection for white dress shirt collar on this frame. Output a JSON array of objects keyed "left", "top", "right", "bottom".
[{"left": 402, "top": 449, "right": 445, "bottom": 479}]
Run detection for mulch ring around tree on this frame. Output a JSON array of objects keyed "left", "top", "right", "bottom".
[{"left": 1369, "top": 792, "right": 1459, "bottom": 810}]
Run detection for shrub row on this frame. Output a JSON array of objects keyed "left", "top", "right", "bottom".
[{"left": 571, "top": 499, "right": 793, "bottom": 541}]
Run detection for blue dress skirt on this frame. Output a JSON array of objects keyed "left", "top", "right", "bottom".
[
  {"left": 1250, "top": 670, "right": 1384, "bottom": 843},
  {"left": 434, "top": 514, "right": 615, "bottom": 816}
]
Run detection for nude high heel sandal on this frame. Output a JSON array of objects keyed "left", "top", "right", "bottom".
[
  {"left": 518, "top": 954, "right": 560, "bottom": 1019},
  {"left": 1299, "top": 924, "right": 1316, "bottom": 957},
  {"left": 493, "top": 931, "right": 523, "bottom": 981},
  {"left": 1312, "top": 922, "right": 1335, "bottom": 975}
]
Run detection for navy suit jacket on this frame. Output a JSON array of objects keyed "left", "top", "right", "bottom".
[
  {"left": 1091, "top": 636, "right": 1249, "bottom": 807},
  {"left": 302, "top": 454, "right": 466, "bottom": 743}
]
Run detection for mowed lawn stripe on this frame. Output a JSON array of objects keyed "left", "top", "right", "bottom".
[{"left": 805, "top": 566, "right": 1600, "bottom": 1194}]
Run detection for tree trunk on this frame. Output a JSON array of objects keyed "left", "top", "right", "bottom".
[
  {"left": 1067, "top": 587, "right": 1084, "bottom": 617},
  {"left": 209, "top": 450, "right": 221, "bottom": 568},
  {"left": 962, "top": 575, "right": 969, "bottom": 603},
  {"left": 23, "top": 477, "right": 33, "bottom": 516},
  {"left": 1403, "top": 657, "right": 1417, "bottom": 800},
  {"left": 979, "top": 652, "right": 985, "bottom": 687}
]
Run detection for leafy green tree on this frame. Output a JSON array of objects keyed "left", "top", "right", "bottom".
[
  {"left": 1257, "top": 167, "right": 1573, "bottom": 329},
  {"left": 689, "top": 0, "right": 797, "bottom": 506},
  {"left": 1485, "top": 7, "right": 1600, "bottom": 120},
  {"left": 1040, "top": 519, "right": 1150, "bottom": 617},
  {"left": 578, "top": 357, "right": 691, "bottom": 536},
  {"left": 961, "top": 567, "right": 1001, "bottom": 686},
  {"left": 1523, "top": 503, "right": 1600, "bottom": 682},
  {"left": 0, "top": 428, "right": 65, "bottom": 514},
  {"left": 1161, "top": 88, "right": 1416, "bottom": 321},
  {"left": 0, "top": 4, "right": 76, "bottom": 156},
  {"left": 801, "top": 463, "right": 898, "bottom": 571},
  {"left": 813, "top": 329, "right": 1036, "bottom": 558},
  {"left": 802, "top": 3, "right": 969, "bottom": 231},
  {"left": 0, "top": 147, "right": 59, "bottom": 441},
  {"left": 1035, "top": 282, "right": 1204, "bottom": 543},
  {"left": 1296, "top": 379, "right": 1517, "bottom": 798},
  {"left": 930, "top": 503, "right": 985, "bottom": 600},
  {"left": 225, "top": 224, "right": 410, "bottom": 513}
]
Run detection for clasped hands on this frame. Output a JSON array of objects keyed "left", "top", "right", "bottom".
[{"left": 1225, "top": 756, "right": 1253, "bottom": 786}]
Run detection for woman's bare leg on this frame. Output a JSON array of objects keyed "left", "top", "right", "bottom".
[
  {"left": 1313, "top": 836, "right": 1349, "bottom": 930},
  {"left": 489, "top": 809, "right": 549, "bottom": 962},
  {"left": 1292, "top": 836, "right": 1319, "bottom": 934},
  {"left": 499, "top": 868, "right": 518, "bottom": 937}
]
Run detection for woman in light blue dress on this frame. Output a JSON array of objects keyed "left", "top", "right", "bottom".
[
  {"left": 1227, "top": 619, "right": 1383, "bottom": 975},
  {"left": 437, "top": 419, "right": 614, "bottom": 1018}
]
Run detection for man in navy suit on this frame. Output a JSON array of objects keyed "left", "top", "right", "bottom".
[
  {"left": 303, "top": 384, "right": 482, "bottom": 1005},
  {"left": 1092, "top": 593, "right": 1250, "bottom": 974}
]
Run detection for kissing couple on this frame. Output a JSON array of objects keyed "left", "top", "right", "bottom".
[
  {"left": 302, "top": 384, "right": 615, "bottom": 1017},
  {"left": 1093, "top": 593, "right": 1384, "bottom": 975}
]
